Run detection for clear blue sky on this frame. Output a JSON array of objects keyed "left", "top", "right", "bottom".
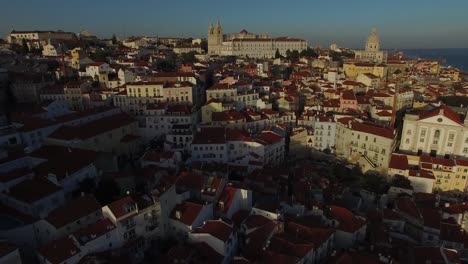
[{"left": 1, "top": 0, "right": 467, "bottom": 48}]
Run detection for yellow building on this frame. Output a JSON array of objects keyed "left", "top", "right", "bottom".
[
  {"left": 390, "top": 153, "right": 468, "bottom": 192},
  {"left": 343, "top": 62, "right": 387, "bottom": 78},
  {"left": 201, "top": 99, "right": 233, "bottom": 124}
]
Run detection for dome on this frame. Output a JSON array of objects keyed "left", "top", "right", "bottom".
[{"left": 367, "top": 28, "right": 380, "bottom": 44}]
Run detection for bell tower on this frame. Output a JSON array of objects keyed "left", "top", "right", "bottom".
[{"left": 208, "top": 19, "right": 223, "bottom": 55}]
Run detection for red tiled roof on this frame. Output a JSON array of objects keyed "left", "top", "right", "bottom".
[
  {"left": 0, "top": 167, "right": 33, "bottom": 183},
  {"left": 46, "top": 195, "right": 100, "bottom": 228},
  {"left": 218, "top": 186, "right": 237, "bottom": 213},
  {"left": 48, "top": 112, "right": 135, "bottom": 140},
  {"left": 192, "top": 127, "right": 226, "bottom": 144},
  {"left": 176, "top": 171, "right": 204, "bottom": 192},
  {"left": 350, "top": 121, "right": 395, "bottom": 139},
  {"left": 170, "top": 200, "right": 204, "bottom": 226},
  {"left": 38, "top": 236, "right": 81, "bottom": 264},
  {"left": 194, "top": 220, "right": 233, "bottom": 242},
  {"left": 255, "top": 131, "right": 283, "bottom": 145},
  {"left": 74, "top": 218, "right": 116, "bottom": 245},
  {"left": 31, "top": 146, "right": 97, "bottom": 180},
  {"left": 389, "top": 154, "right": 408, "bottom": 171},
  {"left": 106, "top": 196, "right": 136, "bottom": 219},
  {"left": 329, "top": 206, "right": 366, "bottom": 233},
  {"left": 419, "top": 104, "right": 463, "bottom": 125},
  {"left": 341, "top": 90, "right": 357, "bottom": 101},
  {"left": 6, "top": 177, "right": 62, "bottom": 203},
  {"left": 396, "top": 196, "right": 421, "bottom": 220}
]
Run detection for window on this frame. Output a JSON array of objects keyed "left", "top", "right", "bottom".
[
  {"left": 421, "top": 130, "right": 426, "bottom": 137},
  {"left": 434, "top": 130, "right": 440, "bottom": 139},
  {"left": 405, "top": 139, "right": 410, "bottom": 144},
  {"left": 407, "top": 130, "right": 412, "bottom": 135},
  {"left": 449, "top": 134, "right": 455, "bottom": 141}
]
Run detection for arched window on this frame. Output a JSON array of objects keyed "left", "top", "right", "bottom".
[{"left": 434, "top": 130, "right": 440, "bottom": 139}]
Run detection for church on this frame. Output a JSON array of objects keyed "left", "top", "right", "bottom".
[
  {"left": 354, "top": 28, "right": 388, "bottom": 63},
  {"left": 207, "top": 20, "right": 307, "bottom": 59}
]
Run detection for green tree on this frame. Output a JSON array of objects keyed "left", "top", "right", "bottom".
[
  {"left": 21, "top": 38, "right": 29, "bottom": 54},
  {"left": 181, "top": 51, "right": 198, "bottom": 64},
  {"left": 361, "top": 171, "right": 389, "bottom": 194},
  {"left": 394, "top": 69, "right": 402, "bottom": 75},
  {"left": 285, "top": 49, "right": 292, "bottom": 59},
  {"left": 95, "top": 178, "right": 121, "bottom": 205},
  {"left": 200, "top": 40, "right": 208, "bottom": 53},
  {"left": 111, "top": 34, "right": 118, "bottom": 45},
  {"left": 275, "top": 48, "right": 282, "bottom": 59},
  {"left": 300, "top": 48, "right": 318, "bottom": 58}
]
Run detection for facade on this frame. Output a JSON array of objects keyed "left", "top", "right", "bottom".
[
  {"left": 399, "top": 105, "right": 468, "bottom": 159},
  {"left": 354, "top": 28, "right": 388, "bottom": 63},
  {"left": 312, "top": 115, "right": 336, "bottom": 151},
  {"left": 208, "top": 20, "right": 307, "bottom": 58},
  {"left": 343, "top": 62, "right": 387, "bottom": 78},
  {"left": 335, "top": 118, "right": 397, "bottom": 173},
  {"left": 7, "top": 30, "right": 76, "bottom": 48}
]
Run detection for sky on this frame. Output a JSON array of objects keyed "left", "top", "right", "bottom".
[{"left": 1, "top": 0, "right": 468, "bottom": 49}]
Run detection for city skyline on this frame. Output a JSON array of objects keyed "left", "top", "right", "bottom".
[{"left": 1, "top": 0, "right": 468, "bottom": 49}]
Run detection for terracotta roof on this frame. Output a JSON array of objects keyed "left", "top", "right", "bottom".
[
  {"left": 329, "top": 206, "right": 366, "bottom": 233},
  {"left": 341, "top": 90, "right": 357, "bottom": 101},
  {"left": 419, "top": 104, "right": 463, "bottom": 125},
  {"left": 74, "top": 218, "right": 116, "bottom": 245},
  {"left": 389, "top": 154, "right": 408, "bottom": 171},
  {"left": 396, "top": 196, "right": 422, "bottom": 221},
  {"left": 106, "top": 196, "right": 137, "bottom": 219},
  {"left": 31, "top": 146, "right": 97, "bottom": 180},
  {"left": 255, "top": 131, "right": 283, "bottom": 145},
  {"left": 350, "top": 121, "right": 395, "bottom": 139},
  {"left": 6, "top": 177, "right": 62, "bottom": 203},
  {"left": 48, "top": 112, "right": 135, "bottom": 140},
  {"left": 46, "top": 195, "right": 101, "bottom": 228},
  {"left": 0, "top": 167, "right": 33, "bottom": 183},
  {"left": 170, "top": 200, "right": 204, "bottom": 226},
  {"left": 194, "top": 220, "right": 233, "bottom": 242},
  {"left": 192, "top": 127, "right": 226, "bottom": 144},
  {"left": 38, "top": 236, "right": 81, "bottom": 264},
  {"left": 175, "top": 171, "right": 204, "bottom": 192}
]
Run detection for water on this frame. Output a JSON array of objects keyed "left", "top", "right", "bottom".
[{"left": 398, "top": 48, "right": 468, "bottom": 72}]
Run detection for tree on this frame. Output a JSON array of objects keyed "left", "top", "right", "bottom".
[
  {"left": 181, "top": 51, "right": 197, "bottom": 64},
  {"left": 21, "top": 38, "right": 29, "bottom": 54},
  {"left": 393, "top": 69, "right": 402, "bottom": 75},
  {"left": 300, "top": 48, "right": 318, "bottom": 58},
  {"left": 95, "top": 178, "right": 121, "bottom": 205},
  {"left": 200, "top": 40, "right": 208, "bottom": 53},
  {"left": 111, "top": 34, "right": 118, "bottom": 45},
  {"left": 275, "top": 48, "right": 282, "bottom": 59},
  {"left": 285, "top": 49, "right": 292, "bottom": 59},
  {"left": 361, "top": 171, "right": 389, "bottom": 194}
]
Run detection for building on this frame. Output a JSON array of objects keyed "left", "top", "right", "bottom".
[
  {"left": 343, "top": 62, "right": 387, "bottom": 78},
  {"left": 354, "top": 28, "right": 388, "bottom": 63},
  {"left": 208, "top": 20, "right": 307, "bottom": 58},
  {"left": 335, "top": 118, "right": 397, "bottom": 173},
  {"left": 399, "top": 105, "right": 468, "bottom": 159},
  {"left": 7, "top": 30, "right": 77, "bottom": 48}
]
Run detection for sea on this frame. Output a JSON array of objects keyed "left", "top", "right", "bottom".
[{"left": 398, "top": 48, "right": 468, "bottom": 72}]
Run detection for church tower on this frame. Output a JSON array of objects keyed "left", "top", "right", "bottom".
[
  {"left": 365, "top": 28, "right": 380, "bottom": 52},
  {"left": 208, "top": 19, "right": 223, "bottom": 55}
]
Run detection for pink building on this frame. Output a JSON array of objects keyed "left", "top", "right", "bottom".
[{"left": 339, "top": 90, "right": 358, "bottom": 112}]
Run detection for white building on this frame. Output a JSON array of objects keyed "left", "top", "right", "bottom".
[
  {"left": 399, "top": 104, "right": 468, "bottom": 158},
  {"left": 312, "top": 115, "right": 336, "bottom": 151},
  {"left": 354, "top": 28, "right": 388, "bottom": 63},
  {"left": 208, "top": 21, "right": 307, "bottom": 58}
]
